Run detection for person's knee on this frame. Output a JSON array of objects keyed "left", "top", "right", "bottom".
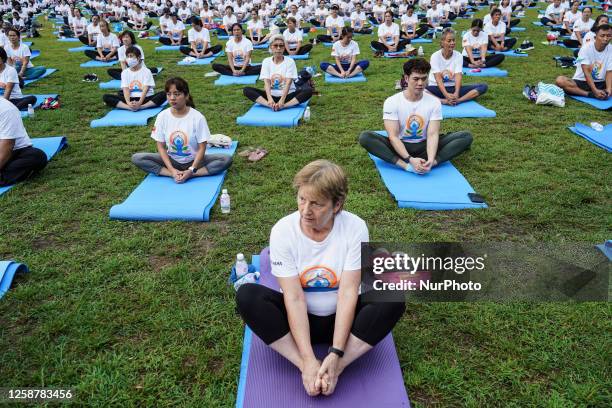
[
  {"left": 223, "top": 154, "right": 233, "bottom": 169},
  {"left": 358, "top": 131, "right": 372, "bottom": 148},
  {"left": 235, "top": 283, "right": 260, "bottom": 313},
  {"left": 102, "top": 94, "right": 116, "bottom": 106},
  {"left": 360, "top": 60, "right": 370, "bottom": 70},
  {"left": 476, "top": 83, "right": 488, "bottom": 95},
  {"left": 31, "top": 148, "right": 48, "bottom": 167},
  {"left": 459, "top": 131, "right": 473, "bottom": 148},
  {"left": 555, "top": 76, "right": 567, "bottom": 88},
  {"left": 131, "top": 152, "right": 147, "bottom": 166},
  {"left": 319, "top": 61, "right": 329, "bottom": 71}
]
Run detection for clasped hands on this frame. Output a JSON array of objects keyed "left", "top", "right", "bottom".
[
  {"left": 409, "top": 156, "right": 434, "bottom": 174},
  {"left": 301, "top": 354, "right": 341, "bottom": 397},
  {"left": 170, "top": 168, "right": 193, "bottom": 183}
]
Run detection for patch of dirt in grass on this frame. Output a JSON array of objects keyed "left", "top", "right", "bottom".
[
  {"left": 205, "top": 358, "right": 224, "bottom": 374},
  {"left": 32, "top": 234, "right": 59, "bottom": 250},
  {"left": 182, "top": 354, "right": 197, "bottom": 369},
  {"left": 148, "top": 255, "right": 174, "bottom": 272},
  {"left": 410, "top": 388, "right": 443, "bottom": 407}
]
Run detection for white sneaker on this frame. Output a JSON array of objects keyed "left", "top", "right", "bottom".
[{"left": 204, "top": 71, "right": 220, "bottom": 77}]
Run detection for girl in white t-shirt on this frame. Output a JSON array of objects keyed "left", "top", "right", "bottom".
[
  {"left": 243, "top": 34, "right": 312, "bottom": 110},
  {"left": 5, "top": 28, "right": 46, "bottom": 81},
  {"left": 212, "top": 23, "right": 262, "bottom": 76},
  {"left": 236, "top": 160, "right": 404, "bottom": 398},
  {"left": 371, "top": 10, "right": 410, "bottom": 54},
  {"left": 401, "top": 5, "right": 428, "bottom": 40},
  {"left": 462, "top": 19, "right": 505, "bottom": 68},
  {"left": 132, "top": 77, "right": 232, "bottom": 182},
  {"left": 102, "top": 46, "right": 166, "bottom": 111},
  {"left": 80, "top": 15, "right": 101, "bottom": 46},
  {"left": 159, "top": 14, "right": 188, "bottom": 45},
  {"left": 107, "top": 31, "right": 160, "bottom": 80},
  {"left": 371, "top": 0, "right": 386, "bottom": 25},
  {"left": 199, "top": 3, "right": 216, "bottom": 29},
  {"left": 283, "top": 17, "right": 313, "bottom": 55},
  {"left": 179, "top": 17, "right": 223, "bottom": 58},
  {"left": 563, "top": 6, "right": 593, "bottom": 49},
  {"left": 127, "top": 4, "right": 153, "bottom": 31},
  {"left": 350, "top": 2, "right": 372, "bottom": 34},
  {"left": 83, "top": 20, "right": 120, "bottom": 61},
  {"left": 320, "top": 27, "right": 370, "bottom": 78},
  {"left": 310, "top": 2, "right": 328, "bottom": 27},
  {"left": 218, "top": 6, "right": 238, "bottom": 36},
  {"left": 69, "top": 8, "right": 88, "bottom": 38},
  {"left": 316, "top": 5, "right": 344, "bottom": 43},
  {"left": 247, "top": 9, "right": 269, "bottom": 45},
  {"left": 485, "top": 9, "right": 516, "bottom": 51},
  {"left": 0, "top": 47, "right": 36, "bottom": 110}
]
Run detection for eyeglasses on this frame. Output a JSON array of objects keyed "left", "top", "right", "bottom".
[{"left": 271, "top": 43, "right": 284, "bottom": 48}]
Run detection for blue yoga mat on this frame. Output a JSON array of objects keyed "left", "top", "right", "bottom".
[
  {"left": 109, "top": 142, "right": 237, "bottom": 221},
  {"left": 23, "top": 41, "right": 32, "bottom": 47},
  {"left": 80, "top": 59, "right": 118, "bottom": 68},
  {"left": 68, "top": 45, "right": 94, "bottom": 52},
  {"left": 511, "top": 26, "right": 526, "bottom": 32},
  {"left": 411, "top": 37, "right": 433, "bottom": 43},
  {"left": 155, "top": 45, "right": 181, "bottom": 51},
  {"left": 568, "top": 123, "right": 612, "bottom": 152},
  {"left": 491, "top": 50, "right": 528, "bottom": 57},
  {"left": 595, "top": 240, "right": 612, "bottom": 261},
  {"left": 367, "top": 133, "right": 487, "bottom": 210},
  {"left": 217, "top": 34, "right": 230, "bottom": 40},
  {"left": 324, "top": 72, "right": 366, "bottom": 83},
  {"left": 287, "top": 53, "right": 310, "bottom": 60},
  {"left": 532, "top": 22, "right": 563, "bottom": 29},
  {"left": 98, "top": 79, "right": 121, "bottom": 90},
  {"left": 30, "top": 50, "right": 40, "bottom": 59},
  {"left": 214, "top": 74, "right": 258, "bottom": 86},
  {"left": 58, "top": 37, "right": 80, "bottom": 42},
  {"left": 177, "top": 52, "right": 224, "bottom": 65},
  {"left": 0, "top": 136, "right": 68, "bottom": 197},
  {"left": 20, "top": 94, "right": 58, "bottom": 118},
  {"left": 23, "top": 69, "right": 57, "bottom": 86},
  {"left": 236, "top": 101, "right": 309, "bottom": 127},
  {"left": 569, "top": 95, "right": 612, "bottom": 110},
  {"left": 0, "top": 261, "right": 29, "bottom": 300},
  {"left": 441, "top": 100, "right": 496, "bottom": 118},
  {"left": 253, "top": 42, "right": 269, "bottom": 49},
  {"left": 462, "top": 67, "right": 508, "bottom": 77},
  {"left": 90, "top": 102, "right": 167, "bottom": 128}
]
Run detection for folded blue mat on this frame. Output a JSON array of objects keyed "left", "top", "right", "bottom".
[
  {"left": 325, "top": 72, "right": 367, "bottom": 83},
  {"left": 23, "top": 68, "right": 57, "bottom": 86},
  {"left": 80, "top": 59, "right": 118, "bottom": 67},
  {"left": 462, "top": 67, "right": 508, "bottom": 77},
  {"left": 569, "top": 95, "right": 612, "bottom": 110},
  {"left": 237, "top": 101, "right": 309, "bottom": 127},
  {"left": 91, "top": 102, "right": 167, "bottom": 128},
  {"left": 595, "top": 240, "right": 612, "bottom": 261},
  {"left": 253, "top": 42, "right": 269, "bottom": 49},
  {"left": 441, "top": 100, "right": 496, "bottom": 118},
  {"left": 532, "top": 22, "right": 563, "bottom": 29},
  {"left": 20, "top": 94, "right": 58, "bottom": 118},
  {"left": 217, "top": 34, "right": 230, "bottom": 40},
  {"left": 177, "top": 52, "right": 224, "bottom": 65},
  {"left": 68, "top": 45, "right": 95, "bottom": 52},
  {"left": 490, "top": 50, "right": 528, "bottom": 57},
  {"left": 568, "top": 122, "right": 612, "bottom": 152},
  {"left": 411, "top": 37, "right": 433, "bottom": 43},
  {"left": 155, "top": 45, "right": 181, "bottom": 51},
  {"left": 287, "top": 53, "right": 310, "bottom": 60},
  {"left": 30, "top": 50, "right": 40, "bottom": 59},
  {"left": 214, "top": 74, "right": 258, "bottom": 86},
  {"left": 109, "top": 142, "right": 238, "bottom": 221},
  {"left": 58, "top": 37, "right": 80, "bottom": 42},
  {"left": 0, "top": 261, "right": 29, "bottom": 300},
  {"left": 0, "top": 136, "right": 68, "bottom": 196},
  {"left": 367, "top": 132, "right": 487, "bottom": 210},
  {"left": 510, "top": 26, "right": 526, "bottom": 32}
]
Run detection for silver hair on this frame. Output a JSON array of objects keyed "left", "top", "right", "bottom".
[
  {"left": 269, "top": 34, "right": 285, "bottom": 45},
  {"left": 441, "top": 27, "right": 455, "bottom": 41}
]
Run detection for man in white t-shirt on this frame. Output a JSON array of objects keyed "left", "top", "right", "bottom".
[
  {"left": 556, "top": 24, "right": 611, "bottom": 99},
  {"left": 359, "top": 58, "right": 473, "bottom": 174},
  {"left": 0, "top": 98, "right": 48, "bottom": 187}
]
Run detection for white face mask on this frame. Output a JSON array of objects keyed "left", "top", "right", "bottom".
[{"left": 126, "top": 57, "right": 139, "bottom": 67}]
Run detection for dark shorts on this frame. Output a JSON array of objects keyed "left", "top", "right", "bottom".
[{"left": 575, "top": 80, "right": 606, "bottom": 91}]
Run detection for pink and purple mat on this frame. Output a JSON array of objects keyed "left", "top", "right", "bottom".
[{"left": 236, "top": 248, "right": 410, "bottom": 408}]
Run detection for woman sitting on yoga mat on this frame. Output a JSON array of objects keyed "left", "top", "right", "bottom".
[
  {"left": 499, "top": 0, "right": 520, "bottom": 28},
  {"left": 462, "top": 19, "right": 505, "bottom": 68},
  {"left": 5, "top": 28, "right": 46, "bottom": 82},
  {"left": 316, "top": 5, "right": 344, "bottom": 44},
  {"left": 371, "top": 10, "right": 411, "bottom": 56},
  {"left": 102, "top": 46, "right": 166, "bottom": 111},
  {"left": 247, "top": 9, "right": 269, "bottom": 45},
  {"left": 132, "top": 77, "right": 232, "bottom": 183},
  {"left": 243, "top": 35, "right": 312, "bottom": 110},
  {"left": 283, "top": 17, "right": 313, "bottom": 56},
  {"left": 310, "top": 1, "right": 328, "bottom": 27},
  {"left": 0, "top": 48, "right": 36, "bottom": 110},
  {"left": 179, "top": 17, "right": 223, "bottom": 58},
  {"left": 561, "top": 2, "right": 582, "bottom": 37},
  {"left": 427, "top": 29, "right": 488, "bottom": 105},
  {"left": 359, "top": 58, "right": 473, "bottom": 174},
  {"left": 400, "top": 6, "right": 429, "bottom": 41},
  {"left": 212, "top": 23, "right": 261, "bottom": 76},
  {"left": 67, "top": 8, "right": 88, "bottom": 39},
  {"left": 127, "top": 4, "right": 153, "bottom": 31},
  {"left": 79, "top": 14, "right": 101, "bottom": 46},
  {"left": 107, "top": 31, "right": 153, "bottom": 80},
  {"left": 0, "top": 98, "right": 47, "bottom": 187},
  {"left": 218, "top": 6, "right": 237, "bottom": 36},
  {"left": 563, "top": 7, "right": 594, "bottom": 49},
  {"left": 541, "top": 0, "right": 565, "bottom": 28},
  {"left": 236, "top": 159, "right": 405, "bottom": 397},
  {"left": 370, "top": 0, "right": 386, "bottom": 25},
  {"left": 199, "top": 2, "right": 216, "bottom": 29},
  {"left": 84, "top": 20, "right": 120, "bottom": 61},
  {"left": 350, "top": 3, "right": 372, "bottom": 35},
  {"left": 159, "top": 13, "right": 188, "bottom": 45},
  {"left": 320, "top": 27, "right": 370, "bottom": 78},
  {"left": 484, "top": 9, "right": 516, "bottom": 51}
]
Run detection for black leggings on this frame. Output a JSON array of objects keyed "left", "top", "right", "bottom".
[
  {"left": 236, "top": 283, "right": 405, "bottom": 345},
  {"left": 179, "top": 44, "right": 223, "bottom": 56},
  {"left": 127, "top": 21, "right": 152, "bottom": 30},
  {"left": 243, "top": 87, "right": 312, "bottom": 104},
  {"left": 563, "top": 39, "right": 580, "bottom": 49},
  {"left": 10, "top": 95, "right": 37, "bottom": 110},
  {"left": 371, "top": 39, "right": 411, "bottom": 52},
  {"left": 212, "top": 63, "right": 261, "bottom": 76},
  {"left": 84, "top": 50, "right": 117, "bottom": 60},
  {"left": 316, "top": 34, "right": 340, "bottom": 43},
  {"left": 102, "top": 92, "right": 166, "bottom": 108},
  {"left": 285, "top": 43, "right": 313, "bottom": 55},
  {"left": 159, "top": 37, "right": 189, "bottom": 45},
  {"left": 462, "top": 54, "right": 505, "bottom": 67},
  {"left": 487, "top": 37, "right": 517, "bottom": 50},
  {"left": 78, "top": 34, "right": 91, "bottom": 45},
  {"left": 0, "top": 146, "right": 48, "bottom": 187},
  {"left": 401, "top": 26, "right": 429, "bottom": 39},
  {"left": 358, "top": 130, "right": 473, "bottom": 165}
]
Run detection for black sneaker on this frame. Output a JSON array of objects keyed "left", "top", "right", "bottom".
[{"left": 520, "top": 40, "right": 534, "bottom": 51}]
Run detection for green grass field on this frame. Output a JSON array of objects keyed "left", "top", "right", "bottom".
[{"left": 0, "top": 7, "right": 610, "bottom": 407}]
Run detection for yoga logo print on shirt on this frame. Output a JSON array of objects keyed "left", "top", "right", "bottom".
[
  {"left": 300, "top": 265, "right": 339, "bottom": 292},
  {"left": 404, "top": 114, "right": 425, "bottom": 140},
  {"left": 441, "top": 69, "right": 453, "bottom": 82},
  {"left": 591, "top": 61, "right": 603, "bottom": 80},
  {"left": 270, "top": 73, "right": 284, "bottom": 90},
  {"left": 233, "top": 50, "right": 245, "bottom": 66},
  {"left": 128, "top": 80, "right": 143, "bottom": 96},
  {"left": 169, "top": 130, "right": 191, "bottom": 157},
  {"left": 339, "top": 53, "right": 351, "bottom": 64}
]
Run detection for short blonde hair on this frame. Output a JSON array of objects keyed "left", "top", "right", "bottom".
[{"left": 293, "top": 160, "right": 348, "bottom": 205}]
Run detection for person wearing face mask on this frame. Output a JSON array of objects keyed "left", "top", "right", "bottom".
[
  {"left": 0, "top": 47, "right": 36, "bottom": 111},
  {"left": 462, "top": 19, "right": 505, "bottom": 68},
  {"left": 242, "top": 34, "right": 312, "bottom": 111},
  {"left": 84, "top": 19, "right": 120, "bottom": 61},
  {"left": 320, "top": 27, "right": 369, "bottom": 78},
  {"left": 102, "top": 46, "right": 166, "bottom": 111},
  {"left": 131, "top": 77, "right": 233, "bottom": 184},
  {"left": 212, "top": 23, "right": 261, "bottom": 76},
  {"left": 107, "top": 31, "right": 158, "bottom": 81},
  {"left": 371, "top": 10, "right": 411, "bottom": 56},
  {"left": 179, "top": 17, "right": 223, "bottom": 58}
]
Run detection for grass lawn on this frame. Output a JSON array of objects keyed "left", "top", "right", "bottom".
[{"left": 0, "top": 6, "right": 610, "bottom": 407}]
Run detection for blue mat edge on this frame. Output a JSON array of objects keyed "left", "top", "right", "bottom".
[{"left": 0, "top": 261, "right": 30, "bottom": 299}]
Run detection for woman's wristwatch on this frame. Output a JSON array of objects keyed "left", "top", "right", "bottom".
[
  {"left": 188, "top": 166, "right": 198, "bottom": 174},
  {"left": 328, "top": 346, "right": 344, "bottom": 358}
]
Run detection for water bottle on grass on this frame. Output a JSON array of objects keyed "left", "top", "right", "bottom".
[
  {"left": 220, "top": 189, "right": 230, "bottom": 213},
  {"left": 235, "top": 253, "right": 249, "bottom": 279}
]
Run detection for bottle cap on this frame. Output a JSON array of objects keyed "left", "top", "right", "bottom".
[
  {"left": 222, "top": 189, "right": 228, "bottom": 194},
  {"left": 237, "top": 253, "right": 245, "bottom": 261}
]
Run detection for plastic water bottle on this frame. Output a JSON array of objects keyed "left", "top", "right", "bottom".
[
  {"left": 303, "top": 107, "right": 311, "bottom": 122},
  {"left": 233, "top": 271, "right": 260, "bottom": 291},
  {"left": 235, "top": 253, "right": 249, "bottom": 279},
  {"left": 590, "top": 122, "right": 604, "bottom": 132},
  {"left": 220, "top": 189, "right": 230, "bottom": 213},
  {"left": 27, "top": 104, "right": 34, "bottom": 117},
  {"left": 418, "top": 46, "right": 424, "bottom": 56}
]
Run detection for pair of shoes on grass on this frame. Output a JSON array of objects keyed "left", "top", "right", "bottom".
[{"left": 238, "top": 147, "right": 268, "bottom": 162}]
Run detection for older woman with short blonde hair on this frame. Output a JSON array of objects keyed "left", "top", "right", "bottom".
[{"left": 236, "top": 160, "right": 405, "bottom": 397}]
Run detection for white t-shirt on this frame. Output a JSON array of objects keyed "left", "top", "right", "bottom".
[
  {"left": 383, "top": 91, "right": 443, "bottom": 143},
  {"left": 0, "top": 65, "right": 22, "bottom": 99},
  {"left": 563, "top": 10, "right": 581, "bottom": 28},
  {"left": 350, "top": 11, "right": 366, "bottom": 29},
  {"left": 6, "top": 44, "right": 34, "bottom": 68},
  {"left": 270, "top": 210, "right": 368, "bottom": 317},
  {"left": 332, "top": 39, "right": 360, "bottom": 64},
  {"left": 151, "top": 107, "right": 210, "bottom": 164},
  {"left": 573, "top": 42, "right": 612, "bottom": 82},
  {"left": 86, "top": 23, "right": 101, "bottom": 41},
  {"left": 167, "top": 20, "right": 186, "bottom": 39},
  {"left": 117, "top": 44, "right": 145, "bottom": 63},
  {"left": 325, "top": 15, "right": 345, "bottom": 37},
  {"left": 378, "top": 22, "right": 400, "bottom": 45},
  {"left": 0, "top": 98, "right": 31, "bottom": 150},
  {"left": 200, "top": 9, "right": 214, "bottom": 24},
  {"left": 247, "top": 19, "right": 264, "bottom": 32},
  {"left": 121, "top": 65, "right": 155, "bottom": 98},
  {"left": 484, "top": 21, "right": 506, "bottom": 39},
  {"left": 571, "top": 18, "right": 594, "bottom": 41},
  {"left": 260, "top": 56, "right": 297, "bottom": 96},
  {"left": 372, "top": 4, "right": 386, "bottom": 19},
  {"left": 188, "top": 27, "right": 211, "bottom": 48},
  {"left": 462, "top": 30, "right": 488, "bottom": 57},
  {"left": 426, "top": 7, "right": 444, "bottom": 24},
  {"left": 401, "top": 14, "right": 419, "bottom": 32},
  {"left": 545, "top": 4, "right": 564, "bottom": 21},
  {"left": 429, "top": 49, "right": 463, "bottom": 86},
  {"left": 226, "top": 37, "right": 253, "bottom": 67},
  {"left": 283, "top": 28, "right": 303, "bottom": 51},
  {"left": 96, "top": 32, "right": 120, "bottom": 52},
  {"left": 223, "top": 14, "right": 237, "bottom": 28},
  {"left": 315, "top": 7, "right": 328, "bottom": 23},
  {"left": 72, "top": 17, "right": 88, "bottom": 35}
]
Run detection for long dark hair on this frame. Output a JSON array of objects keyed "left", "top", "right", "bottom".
[{"left": 165, "top": 77, "right": 195, "bottom": 108}]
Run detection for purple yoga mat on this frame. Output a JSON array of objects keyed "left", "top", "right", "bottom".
[{"left": 236, "top": 248, "right": 410, "bottom": 408}]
